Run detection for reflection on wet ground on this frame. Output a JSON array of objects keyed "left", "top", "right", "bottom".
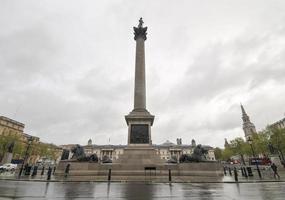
[{"left": 0, "top": 180, "right": 284, "bottom": 200}]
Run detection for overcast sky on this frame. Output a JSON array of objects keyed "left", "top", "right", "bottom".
[{"left": 1, "top": 0, "right": 285, "bottom": 148}]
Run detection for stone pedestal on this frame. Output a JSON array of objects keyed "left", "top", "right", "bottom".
[
  {"left": 56, "top": 159, "right": 223, "bottom": 182},
  {"left": 125, "top": 111, "right": 154, "bottom": 146},
  {"left": 114, "top": 146, "right": 164, "bottom": 167}
]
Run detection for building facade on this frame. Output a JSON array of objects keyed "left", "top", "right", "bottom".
[
  {"left": 82, "top": 139, "right": 216, "bottom": 162},
  {"left": 0, "top": 116, "right": 25, "bottom": 136},
  {"left": 0, "top": 116, "right": 61, "bottom": 164}
]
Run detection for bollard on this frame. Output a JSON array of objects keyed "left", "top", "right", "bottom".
[
  {"left": 243, "top": 167, "right": 248, "bottom": 178},
  {"left": 229, "top": 167, "right": 232, "bottom": 176},
  {"left": 234, "top": 167, "right": 238, "bottom": 182},
  {"left": 47, "top": 167, "right": 52, "bottom": 181},
  {"left": 108, "top": 169, "right": 111, "bottom": 181},
  {"left": 64, "top": 164, "right": 70, "bottom": 178},
  {"left": 223, "top": 166, "right": 227, "bottom": 175},
  {"left": 246, "top": 167, "right": 253, "bottom": 177},
  {"left": 32, "top": 166, "right": 38, "bottom": 177},
  {"left": 241, "top": 167, "right": 245, "bottom": 176},
  {"left": 25, "top": 166, "right": 32, "bottom": 175},
  {"left": 41, "top": 166, "right": 45, "bottom": 176},
  {"left": 168, "top": 169, "right": 172, "bottom": 182}
]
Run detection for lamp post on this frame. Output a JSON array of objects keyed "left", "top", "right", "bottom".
[
  {"left": 18, "top": 136, "right": 33, "bottom": 177},
  {"left": 247, "top": 136, "right": 262, "bottom": 179}
]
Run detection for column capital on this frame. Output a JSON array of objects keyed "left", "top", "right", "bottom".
[{"left": 133, "top": 18, "right": 147, "bottom": 40}]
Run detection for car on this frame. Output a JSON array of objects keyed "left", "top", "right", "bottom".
[{"left": 0, "top": 163, "right": 17, "bottom": 172}]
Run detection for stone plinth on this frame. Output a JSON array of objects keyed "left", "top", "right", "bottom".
[
  {"left": 125, "top": 111, "right": 154, "bottom": 146},
  {"left": 114, "top": 147, "right": 164, "bottom": 167},
  {"left": 56, "top": 150, "right": 223, "bottom": 181}
]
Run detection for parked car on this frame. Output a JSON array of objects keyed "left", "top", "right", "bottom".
[{"left": 0, "top": 163, "right": 17, "bottom": 172}]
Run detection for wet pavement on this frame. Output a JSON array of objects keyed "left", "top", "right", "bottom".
[{"left": 0, "top": 180, "right": 285, "bottom": 200}]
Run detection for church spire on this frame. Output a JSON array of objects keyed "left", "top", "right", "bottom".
[
  {"left": 241, "top": 104, "right": 246, "bottom": 116},
  {"left": 240, "top": 104, "right": 257, "bottom": 139},
  {"left": 241, "top": 103, "right": 250, "bottom": 123},
  {"left": 224, "top": 138, "right": 229, "bottom": 148}
]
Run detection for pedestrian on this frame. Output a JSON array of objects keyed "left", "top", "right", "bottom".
[
  {"left": 64, "top": 164, "right": 70, "bottom": 178},
  {"left": 53, "top": 166, "right": 56, "bottom": 175},
  {"left": 47, "top": 166, "right": 52, "bottom": 180},
  {"left": 41, "top": 166, "right": 45, "bottom": 176},
  {"left": 271, "top": 163, "right": 280, "bottom": 179}
]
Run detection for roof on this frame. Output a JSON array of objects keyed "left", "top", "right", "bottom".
[
  {"left": 68, "top": 142, "right": 214, "bottom": 150},
  {"left": 23, "top": 133, "right": 39, "bottom": 141},
  {"left": 0, "top": 116, "right": 25, "bottom": 127},
  {"left": 160, "top": 140, "right": 176, "bottom": 146}
]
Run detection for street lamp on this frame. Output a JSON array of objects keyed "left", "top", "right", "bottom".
[
  {"left": 247, "top": 136, "right": 262, "bottom": 179},
  {"left": 18, "top": 136, "right": 34, "bottom": 177}
]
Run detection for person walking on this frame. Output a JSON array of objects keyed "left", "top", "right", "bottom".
[{"left": 271, "top": 163, "right": 280, "bottom": 179}]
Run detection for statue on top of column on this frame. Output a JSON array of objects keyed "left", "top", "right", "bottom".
[
  {"left": 134, "top": 18, "right": 147, "bottom": 40},
  {"left": 138, "top": 17, "right": 144, "bottom": 28}
]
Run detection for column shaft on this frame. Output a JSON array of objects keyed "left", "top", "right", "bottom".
[{"left": 134, "top": 37, "right": 146, "bottom": 110}]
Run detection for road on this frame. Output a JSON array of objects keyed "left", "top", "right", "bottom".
[{"left": 0, "top": 180, "right": 285, "bottom": 200}]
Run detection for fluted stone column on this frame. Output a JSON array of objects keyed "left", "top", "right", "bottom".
[{"left": 125, "top": 18, "right": 154, "bottom": 146}]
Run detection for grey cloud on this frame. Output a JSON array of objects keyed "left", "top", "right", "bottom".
[
  {"left": 0, "top": 23, "right": 58, "bottom": 74},
  {"left": 167, "top": 28, "right": 285, "bottom": 107}
]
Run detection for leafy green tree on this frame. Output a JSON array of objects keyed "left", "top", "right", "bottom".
[
  {"left": 228, "top": 137, "right": 251, "bottom": 165},
  {"left": 221, "top": 147, "right": 234, "bottom": 161},
  {"left": 268, "top": 127, "right": 285, "bottom": 161},
  {"left": 250, "top": 131, "right": 270, "bottom": 156},
  {"left": 214, "top": 147, "right": 222, "bottom": 160},
  {"left": 218, "top": 127, "right": 285, "bottom": 164},
  {"left": 0, "top": 134, "right": 25, "bottom": 160}
]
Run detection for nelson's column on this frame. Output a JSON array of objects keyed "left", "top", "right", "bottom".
[
  {"left": 115, "top": 18, "right": 163, "bottom": 167},
  {"left": 125, "top": 18, "right": 155, "bottom": 146}
]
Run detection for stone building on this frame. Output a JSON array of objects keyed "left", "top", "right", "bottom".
[
  {"left": 83, "top": 139, "right": 216, "bottom": 162},
  {"left": 0, "top": 115, "right": 61, "bottom": 164},
  {"left": 0, "top": 116, "right": 40, "bottom": 143},
  {"left": 84, "top": 144, "right": 125, "bottom": 161},
  {"left": 0, "top": 116, "right": 25, "bottom": 136}
]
